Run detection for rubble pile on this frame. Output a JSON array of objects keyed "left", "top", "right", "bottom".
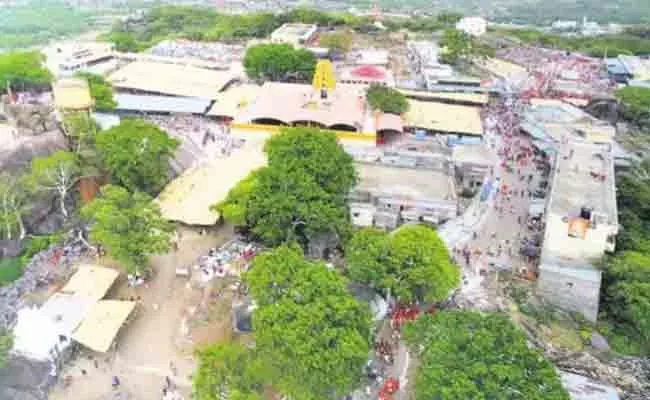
[
  {"left": 148, "top": 40, "right": 245, "bottom": 65},
  {"left": 548, "top": 350, "right": 650, "bottom": 400},
  {"left": 0, "top": 240, "right": 86, "bottom": 331},
  {"left": 1, "top": 94, "right": 58, "bottom": 136},
  {"left": 191, "top": 238, "right": 259, "bottom": 285},
  {"left": 496, "top": 47, "right": 614, "bottom": 100},
  {"left": 145, "top": 115, "right": 243, "bottom": 172}
]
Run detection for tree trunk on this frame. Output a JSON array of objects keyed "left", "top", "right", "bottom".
[
  {"left": 2, "top": 195, "right": 10, "bottom": 240},
  {"left": 16, "top": 212, "right": 25, "bottom": 240},
  {"left": 59, "top": 189, "right": 68, "bottom": 220}
]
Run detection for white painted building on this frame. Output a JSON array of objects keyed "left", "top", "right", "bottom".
[
  {"left": 270, "top": 23, "right": 318, "bottom": 47},
  {"left": 456, "top": 17, "right": 488, "bottom": 37}
]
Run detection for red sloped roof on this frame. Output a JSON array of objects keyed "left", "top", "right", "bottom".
[{"left": 351, "top": 65, "right": 386, "bottom": 79}]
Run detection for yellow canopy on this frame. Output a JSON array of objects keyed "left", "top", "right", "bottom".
[
  {"left": 60, "top": 265, "right": 119, "bottom": 301},
  {"left": 312, "top": 59, "right": 336, "bottom": 90},
  {"left": 72, "top": 300, "right": 136, "bottom": 353}
]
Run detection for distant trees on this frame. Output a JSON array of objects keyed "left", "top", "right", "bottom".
[
  {"left": 494, "top": 28, "right": 650, "bottom": 57},
  {"left": 439, "top": 28, "right": 494, "bottom": 64},
  {"left": 75, "top": 72, "right": 117, "bottom": 111},
  {"left": 25, "top": 151, "right": 80, "bottom": 220},
  {"left": 243, "top": 43, "right": 317, "bottom": 82},
  {"left": 404, "top": 311, "right": 570, "bottom": 400},
  {"left": 246, "top": 245, "right": 371, "bottom": 399},
  {"left": 366, "top": 85, "right": 409, "bottom": 115},
  {"left": 0, "top": 51, "right": 52, "bottom": 92},
  {"left": 96, "top": 119, "right": 179, "bottom": 195},
  {"left": 81, "top": 185, "right": 173, "bottom": 274},
  {"left": 318, "top": 32, "right": 353, "bottom": 53},
  {"left": 215, "top": 127, "right": 356, "bottom": 248},
  {"left": 346, "top": 225, "right": 459, "bottom": 303},
  {"left": 0, "top": 1, "right": 92, "bottom": 50},
  {"left": 439, "top": 28, "right": 473, "bottom": 64}
]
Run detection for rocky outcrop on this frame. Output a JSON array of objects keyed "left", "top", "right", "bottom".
[
  {"left": 0, "top": 111, "right": 68, "bottom": 235},
  {"left": 547, "top": 349, "right": 649, "bottom": 400},
  {"left": 0, "top": 96, "right": 58, "bottom": 137}
]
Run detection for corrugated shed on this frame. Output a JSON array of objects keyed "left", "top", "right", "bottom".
[{"left": 114, "top": 94, "right": 212, "bottom": 114}]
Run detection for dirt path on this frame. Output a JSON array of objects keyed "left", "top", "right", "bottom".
[{"left": 49, "top": 225, "right": 233, "bottom": 400}]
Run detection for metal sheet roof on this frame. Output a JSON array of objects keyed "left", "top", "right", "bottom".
[
  {"left": 109, "top": 61, "right": 234, "bottom": 99},
  {"left": 114, "top": 94, "right": 212, "bottom": 114},
  {"left": 60, "top": 265, "right": 119, "bottom": 301},
  {"left": 72, "top": 300, "right": 136, "bottom": 353}
]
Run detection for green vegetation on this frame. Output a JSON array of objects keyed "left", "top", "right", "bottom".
[
  {"left": 0, "top": 257, "right": 24, "bottom": 286},
  {"left": 243, "top": 43, "right": 316, "bottom": 82},
  {"left": 319, "top": 32, "right": 354, "bottom": 53},
  {"left": 598, "top": 160, "right": 650, "bottom": 355},
  {"left": 346, "top": 226, "right": 459, "bottom": 303},
  {"left": 615, "top": 86, "right": 650, "bottom": 129},
  {"left": 25, "top": 151, "right": 80, "bottom": 220},
  {"left": 440, "top": 28, "right": 494, "bottom": 65},
  {"left": 194, "top": 245, "right": 371, "bottom": 399},
  {"left": 0, "top": 173, "right": 29, "bottom": 241},
  {"left": 0, "top": 233, "right": 61, "bottom": 286},
  {"left": 215, "top": 127, "right": 356, "bottom": 248},
  {"left": 105, "top": 6, "right": 464, "bottom": 52},
  {"left": 366, "top": 85, "right": 410, "bottom": 115},
  {"left": 0, "top": 0, "right": 94, "bottom": 50},
  {"left": 81, "top": 185, "right": 173, "bottom": 274},
  {"left": 104, "top": 6, "right": 284, "bottom": 51},
  {"left": 404, "top": 311, "right": 570, "bottom": 400},
  {"left": 493, "top": 28, "right": 650, "bottom": 57},
  {"left": 0, "top": 331, "right": 12, "bottom": 368},
  {"left": 193, "top": 343, "right": 267, "bottom": 400},
  {"left": 601, "top": 253, "right": 650, "bottom": 351},
  {"left": 258, "top": 245, "right": 369, "bottom": 399},
  {"left": 96, "top": 119, "right": 179, "bottom": 195},
  {"left": 75, "top": 72, "right": 117, "bottom": 112},
  {"left": 0, "top": 51, "right": 52, "bottom": 93}
]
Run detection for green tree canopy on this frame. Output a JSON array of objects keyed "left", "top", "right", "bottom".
[
  {"left": 0, "top": 173, "right": 29, "bottom": 240},
  {"left": 439, "top": 28, "right": 473, "bottom": 64},
  {"left": 211, "top": 168, "right": 261, "bottom": 227},
  {"left": 81, "top": 185, "right": 173, "bottom": 274},
  {"left": 26, "top": 151, "right": 80, "bottom": 220},
  {"left": 615, "top": 86, "right": 650, "bottom": 128},
  {"left": 345, "top": 227, "right": 390, "bottom": 286},
  {"left": 318, "top": 32, "right": 353, "bottom": 53},
  {"left": 0, "top": 51, "right": 52, "bottom": 92},
  {"left": 602, "top": 251, "right": 650, "bottom": 349},
  {"left": 247, "top": 165, "right": 350, "bottom": 246},
  {"left": 75, "top": 72, "right": 117, "bottom": 111},
  {"left": 246, "top": 244, "right": 371, "bottom": 400},
  {"left": 366, "top": 84, "right": 410, "bottom": 115},
  {"left": 243, "top": 43, "right": 316, "bottom": 82},
  {"left": 264, "top": 127, "right": 357, "bottom": 198},
  {"left": 193, "top": 343, "right": 267, "bottom": 400},
  {"left": 216, "top": 128, "right": 355, "bottom": 248},
  {"left": 403, "top": 311, "right": 570, "bottom": 400},
  {"left": 346, "top": 225, "right": 459, "bottom": 303},
  {"left": 96, "top": 119, "right": 179, "bottom": 195}
]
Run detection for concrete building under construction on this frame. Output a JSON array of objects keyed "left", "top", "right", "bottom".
[
  {"left": 537, "top": 141, "right": 618, "bottom": 321},
  {"left": 347, "top": 148, "right": 461, "bottom": 229}
]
